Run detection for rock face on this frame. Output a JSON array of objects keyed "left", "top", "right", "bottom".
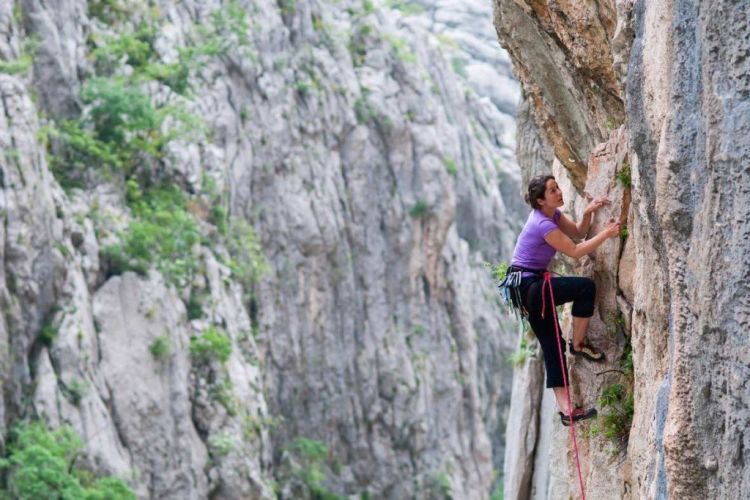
[
  {"left": 0, "top": 0, "right": 524, "bottom": 498},
  {"left": 496, "top": 0, "right": 750, "bottom": 499}
]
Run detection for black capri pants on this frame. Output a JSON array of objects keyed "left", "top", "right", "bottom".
[{"left": 520, "top": 276, "right": 596, "bottom": 388}]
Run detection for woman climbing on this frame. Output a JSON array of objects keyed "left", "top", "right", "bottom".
[{"left": 507, "top": 174, "right": 620, "bottom": 426}]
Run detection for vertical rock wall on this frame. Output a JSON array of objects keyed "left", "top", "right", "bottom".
[
  {"left": 0, "top": 0, "right": 525, "bottom": 497},
  {"left": 495, "top": 0, "right": 750, "bottom": 498}
]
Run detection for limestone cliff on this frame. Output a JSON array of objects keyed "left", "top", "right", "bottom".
[
  {"left": 0, "top": 0, "right": 524, "bottom": 498},
  {"left": 495, "top": 0, "right": 750, "bottom": 498}
]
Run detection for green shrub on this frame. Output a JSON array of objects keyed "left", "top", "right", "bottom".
[
  {"left": 597, "top": 381, "right": 634, "bottom": 444},
  {"left": 90, "top": 24, "right": 157, "bottom": 75},
  {"left": 208, "top": 432, "right": 235, "bottom": 458},
  {"left": 293, "top": 438, "right": 328, "bottom": 462},
  {"left": 450, "top": 57, "right": 467, "bottom": 78},
  {"left": 39, "top": 324, "right": 58, "bottom": 347},
  {"left": 0, "top": 422, "right": 135, "bottom": 500},
  {"left": 83, "top": 77, "right": 162, "bottom": 154},
  {"left": 0, "top": 37, "right": 39, "bottom": 76},
  {"left": 443, "top": 158, "right": 458, "bottom": 176},
  {"left": 509, "top": 337, "right": 534, "bottom": 367},
  {"left": 382, "top": 34, "right": 416, "bottom": 64},
  {"left": 615, "top": 163, "right": 632, "bottom": 188},
  {"left": 190, "top": 326, "right": 232, "bottom": 364},
  {"left": 186, "top": 288, "right": 206, "bottom": 320},
  {"left": 0, "top": 55, "right": 32, "bottom": 75},
  {"left": 65, "top": 379, "right": 87, "bottom": 407},
  {"left": 490, "top": 484, "right": 504, "bottom": 500},
  {"left": 210, "top": 378, "right": 238, "bottom": 416},
  {"left": 279, "top": 0, "right": 297, "bottom": 16},
  {"left": 490, "top": 262, "right": 509, "bottom": 282},
  {"left": 88, "top": 0, "right": 130, "bottom": 24},
  {"left": 225, "top": 218, "right": 269, "bottom": 297},
  {"left": 149, "top": 335, "right": 171, "bottom": 360},
  {"left": 289, "top": 438, "right": 343, "bottom": 499},
  {"left": 106, "top": 183, "right": 202, "bottom": 286},
  {"left": 386, "top": 0, "right": 424, "bottom": 15},
  {"left": 409, "top": 200, "right": 429, "bottom": 219}
]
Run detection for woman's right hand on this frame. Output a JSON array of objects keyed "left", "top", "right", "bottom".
[{"left": 603, "top": 219, "right": 621, "bottom": 238}]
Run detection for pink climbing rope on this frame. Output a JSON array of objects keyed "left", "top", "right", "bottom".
[{"left": 541, "top": 271, "right": 587, "bottom": 500}]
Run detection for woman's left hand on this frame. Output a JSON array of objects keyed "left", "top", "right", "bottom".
[{"left": 583, "top": 192, "right": 610, "bottom": 215}]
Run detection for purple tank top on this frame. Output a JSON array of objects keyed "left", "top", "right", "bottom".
[{"left": 511, "top": 209, "right": 561, "bottom": 272}]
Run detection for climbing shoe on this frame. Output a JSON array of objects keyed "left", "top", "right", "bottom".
[
  {"left": 559, "top": 407, "right": 597, "bottom": 427},
  {"left": 568, "top": 341, "right": 605, "bottom": 362}
]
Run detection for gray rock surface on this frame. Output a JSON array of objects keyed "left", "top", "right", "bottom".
[
  {"left": 0, "top": 0, "right": 524, "bottom": 497},
  {"left": 496, "top": 0, "right": 750, "bottom": 498}
]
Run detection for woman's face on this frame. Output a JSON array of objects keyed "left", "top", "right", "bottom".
[{"left": 538, "top": 179, "right": 564, "bottom": 209}]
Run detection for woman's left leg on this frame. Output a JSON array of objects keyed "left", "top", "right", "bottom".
[{"left": 548, "top": 276, "right": 598, "bottom": 354}]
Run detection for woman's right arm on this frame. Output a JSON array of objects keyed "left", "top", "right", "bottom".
[{"left": 543, "top": 220, "right": 621, "bottom": 259}]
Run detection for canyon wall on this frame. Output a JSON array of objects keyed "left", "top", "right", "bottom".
[
  {"left": 495, "top": 0, "right": 750, "bottom": 498},
  {"left": 0, "top": 0, "right": 524, "bottom": 497}
]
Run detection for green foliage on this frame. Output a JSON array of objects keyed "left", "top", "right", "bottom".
[
  {"left": 83, "top": 77, "right": 160, "bottom": 146},
  {"left": 408, "top": 200, "right": 429, "bottom": 219},
  {"left": 65, "top": 379, "right": 87, "bottom": 407},
  {"left": 443, "top": 158, "right": 458, "bottom": 176},
  {"left": 450, "top": 57, "right": 467, "bottom": 78},
  {"left": 597, "top": 345, "right": 635, "bottom": 445},
  {"left": 621, "top": 345, "right": 634, "bottom": 377},
  {"left": 210, "top": 205, "right": 229, "bottom": 236},
  {"left": 90, "top": 24, "right": 157, "bottom": 76},
  {"left": 210, "top": 378, "right": 238, "bottom": 416},
  {"left": 0, "top": 422, "right": 135, "bottom": 499},
  {"left": 620, "top": 224, "right": 629, "bottom": 239},
  {"left": 39, "top": 323, "right": 58, "bottom": 347},
  {"left": 382, "top": 34, "right": 416, "bottom": 64},
  {"left": 225, "top": 218, "right": 269, "bottom": 298},
  {"left": 88, "top": 0, "right": 130, "bottom": 24},
  {"left": 209, "top": 0, "right": 251, "bottom": 47},
  {"left": 490, "top": 484, "right": 504, "bottom": 500},
  {"left": 0, "top": 37, "right": 39, "bottom": 76},
  {"left": 190, "top": 326, "right": 232, "bottom": 364},
  {"left": 104, "top": 183, "right": 201, "bottom": 286},
  {"left": 278, "top": 0, "right": 297, "bottom": 16},
  {"left": 509, "top": 336, "right": 534, "bottom": 367},
  {"left": 362, "top": 0, "right": 375, "bottom": 14},
  {"left": 186, "top": 288, "right": 206, "bottom": 320},
  {"left": 489, "top": 261, "right": 509, "bottom": 282},
  {"left": 435, "top": 471, "right": 452, "bottom": 497},
  {"left": 289, "top": 438, "right": 343, "bottom": 500},
  {"left": 386, "top": 0, "right": 424, "bottom": 15},
  {"left": 208, "top": 432, "right": 235, "bottom": 458},
  {"left": 293, "top": 438, "right": 328, "bottom": 462},
  {"left": 615, "top": 162, "right": 632, "bottom": 188},
  {"left": 348, "top": 24, "right": 372, "bottom": 67},
  {"left": 149, "top": 335, "right": 171, "bottom": 360},
  {"left": 51, "top": 3, "right": 253, "bottom": 190},
  {"left": 47, "top": 77, "right": 201, "bottom": 188},
  {"left": 354, "top": 95, "right": 375, "bottom": 123},
  {"left": 0, "top": 56, "right": 32, "bottom": 75}
]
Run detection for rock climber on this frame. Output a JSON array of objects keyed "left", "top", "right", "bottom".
[{"left": 508, "top": 174, "right": 620, "bottom": 426}]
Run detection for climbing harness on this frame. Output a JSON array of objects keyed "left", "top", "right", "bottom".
[
  {"left": 541, "top": 271, "right": 587, "bottom": 500},
  {"left": 497, "top": 265, "right": 547, "bottom": 319},
  {"left": 496, "top": 266, "right": 527, "bottom": 319}
]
